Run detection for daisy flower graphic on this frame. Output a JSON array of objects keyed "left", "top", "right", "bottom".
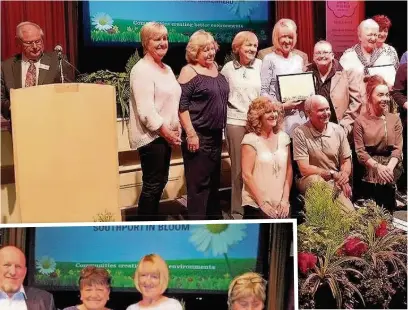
[
  {"left": 92, "top": 12, "right": 114, "bottom": 31},
  {"left": 190, "top": 224, "right": 247, "bottom": 276},
  {"left": 36, "top": 256, "right": 56, "bottom": 275}
]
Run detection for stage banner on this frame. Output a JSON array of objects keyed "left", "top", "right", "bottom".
[{"left": 326, "top": 1, "right": 365, "bottom": 58}]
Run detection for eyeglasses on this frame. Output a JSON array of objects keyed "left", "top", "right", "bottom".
[
  {"left": 235, "top": 277, "right": 267, "bottom": 286},
  {"left": 314, "top": 51, "right": 332, "bottom": 56},
  {"left": 19, "top": 38, "right": 43, "bottom": 46}
]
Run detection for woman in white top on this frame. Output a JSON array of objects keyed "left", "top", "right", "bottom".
[
  {"left": 260, "top": 18, "right": 307, "bottom": 137},
  {"left": 241, "top": 97, "right": 293, "bottom": 219},
  {"left": 221, "top": 31, "right": 262, "bottom": 219},
  {"left": 126, "top": 254, "right": 182, "bottom": 310},
  {"left": 128, "top": 22, "right": 182, "bottom": 221}
]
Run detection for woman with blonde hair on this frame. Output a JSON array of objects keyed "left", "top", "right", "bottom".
[
  {"left": 126, "top": 254, "right": 182, "bottom": 310},
  {"left": 178, "top": 30, "right": 229, "bottom": 220},
  {"left": 128, "top": 22, "right": 181, "bottom": 221},
  {"left": 63, "top": 266, "right": 112, "bottom": 310},
  {"left": 227, "top": 272, "right": 267, "bottom": 310},
  {"left": 221, "top": 30, "right": 262, "bottom": 219},
  {"left": 260, "top": 18, "right": 307, "bottom": 137},
  {"left": 241, "top": 97, "right": 293, "bottom": 219}
]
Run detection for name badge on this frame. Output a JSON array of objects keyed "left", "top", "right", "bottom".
[{"left": 39, "top": 64, "right": 50, "bottom": 70}]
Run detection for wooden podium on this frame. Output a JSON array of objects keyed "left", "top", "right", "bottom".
[{"left": 10, "top": 83, "right": 121, "bottom": 223}]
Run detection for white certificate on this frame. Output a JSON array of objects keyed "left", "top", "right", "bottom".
[
  {"left": 367, "top": 64, "right": 396, "bottom": 86},
  {"left": 277, "top": 72, "right": 316, "bottom": 103}
]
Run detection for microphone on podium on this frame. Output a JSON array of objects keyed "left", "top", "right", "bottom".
[
  {"left": 54, "top": 45, "right": 63, "bottom": 59},
  {"left": 53, "top": 44, "right": 81, "bottom": 83}
]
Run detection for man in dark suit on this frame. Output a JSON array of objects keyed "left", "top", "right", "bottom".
[
  {"left": 0, "top": 245, "right": 56, "bottom": 310},
  {"left": 1, "top": 21, "right": 74, "bottom": 120}
]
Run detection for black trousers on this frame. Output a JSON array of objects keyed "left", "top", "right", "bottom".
[
  {"left": 182, "top": 129, "right": 223, "bottom": 220},
  {"left": 137, "top": 137, "right": 171, "bottom": 221},
  {"left": 243, "top": 205, "right": 270, "bottom": 219},
  {"left": 360, "top": 181, "right": 396, "bottom": 214}
]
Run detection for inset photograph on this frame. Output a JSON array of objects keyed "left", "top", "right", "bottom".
[{"left": 0, "top": 220, "right": 296, "bottom": 310}]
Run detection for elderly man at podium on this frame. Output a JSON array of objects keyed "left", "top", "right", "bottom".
[{"left": 1, "top": 21, "right": 74, "bottom": 120}]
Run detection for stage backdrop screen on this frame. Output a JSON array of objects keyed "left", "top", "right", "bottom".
[
  {"left": 83, "top": 0, "right": 270, "bottom": 45},
  {"left": 32, "top": 223, "right": 261, "bottom": 292}
]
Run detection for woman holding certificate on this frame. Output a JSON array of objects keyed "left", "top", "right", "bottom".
[{"left": 260, "top": 18, "right": 308, "bottom": 137}]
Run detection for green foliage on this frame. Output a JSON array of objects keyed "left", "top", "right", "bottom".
[
  {"left": 77, "top": 50, "right": 142, "bottom": 119},
  {"left": 298, "top": 182, "right": 407, "bottom": 309},
  {"left": 300, "top": 181, "right": 357, "bottom": 251},
  {"left": 301, "top": 246, "right": 366, "bottom": 309}
]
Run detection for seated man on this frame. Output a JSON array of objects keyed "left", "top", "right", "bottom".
[
  {"left": 0, "top": 245, "right": 56, "bottom": 310},
  {"left": 1, "top": 21, "right": 74, "bottom": 120},
  {"left": 307, "top": 40, "right": 364, "bottom": 137},
  {"left": 293, "top": 95, "right": 354, "bottom": 212}
]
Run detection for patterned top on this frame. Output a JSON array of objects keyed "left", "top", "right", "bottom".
[
  {"left": 221, "top": 59, "right": 262, "bottom": 126},
  {"left": 241, "top": 131, "right": 290, "bottom": 209}
]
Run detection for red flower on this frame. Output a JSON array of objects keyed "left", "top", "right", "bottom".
[
  {"left": 375, "top": 220, "right": 388, "bottom": 237},
  {"left": 298, "top": 252, "right": 317, "bottom": 274},
  {"left": 343, "top": 237, "right": 368, "bottom": 257}
]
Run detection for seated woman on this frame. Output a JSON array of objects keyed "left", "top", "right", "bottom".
[
  {"left": 241, "top": 97, "right": 293, "bottom": 219},
  {"left": 127, "top": 254, "right": 182, "bottom": 310},
  {"left": 354, "top": 75, "right": 403, "bottom": 213},
  {"left": 63, "top": 266, "right": 111, "bottom": 310},
  {"left": 227, "top": 272, "right": 267, "bottom": 310}
]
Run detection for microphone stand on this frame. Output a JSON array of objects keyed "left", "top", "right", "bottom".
[{"left": 58, "top": 52, "right": 64, "bottom": 84}]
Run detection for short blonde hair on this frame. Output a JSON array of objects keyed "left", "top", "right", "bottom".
[
  {"left": 246, "top": 97, "right": 284, "bottom": 135},
  {"left": 186, "top": 30, "right": 219, "bottom": 64},
  {"left": 272, "top": 18, "right": 297, "bottom": 52},
  {"left": 134, "top": 254, "right": 169, "bottom": 295},
  {"left": 227, "top": 272, "right": 267, "bottom": 309},
  {"left": 140, "top": 22, "right": 168, "bottom": 55},
  {"left": 231, "top": 31, "right": 258, "bottom": 61}
]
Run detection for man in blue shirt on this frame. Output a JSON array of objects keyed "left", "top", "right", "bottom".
[{"left": 0, "top": 246, "right": 55, "bottom": 310}]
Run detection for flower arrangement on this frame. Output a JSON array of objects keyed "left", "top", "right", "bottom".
[
  {"left": 298, "top": 182, "right": 407, "bottom": 309},
  {"left": 76, "top": 50, "right": 141, "bottom": 119}
]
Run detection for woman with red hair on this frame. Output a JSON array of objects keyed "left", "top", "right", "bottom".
[
  {"left": 372, "top": 15, "right": 399, "bottom": 70},
  {"left": 353, "top": 75, "right": 403, "bottom": 213}
]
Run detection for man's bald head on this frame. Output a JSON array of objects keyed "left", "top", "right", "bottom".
[
  {"left": 0, "top": 246, "right": 27, "bottom": 297},
  {"left": 358, "top": 19, "right": 379, "bottom": 52},
  {"left": 305, "top": 95, "right": 329, "bottom": 115}
]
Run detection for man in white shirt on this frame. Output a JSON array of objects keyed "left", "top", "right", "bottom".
[
  {"left": 1, "top": 21, "right": 74, "bottom": 120},
  {"left": 0, "top": 246, "right": 55, "bottom": 310}
]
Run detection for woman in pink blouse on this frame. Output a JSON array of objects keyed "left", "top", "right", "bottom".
[{"left": 353, "top": 75, "right": 403, "bottom": 212}]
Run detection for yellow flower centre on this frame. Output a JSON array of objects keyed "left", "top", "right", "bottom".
[
  {"left": 42, "top": 260, "right": 51, "bottom": 269},
  {"left": 99, "top": 17, "right": 108, "bottom": 26},
  {"left": 205, "top": 224, "right": 228, "bottom": 234}
]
